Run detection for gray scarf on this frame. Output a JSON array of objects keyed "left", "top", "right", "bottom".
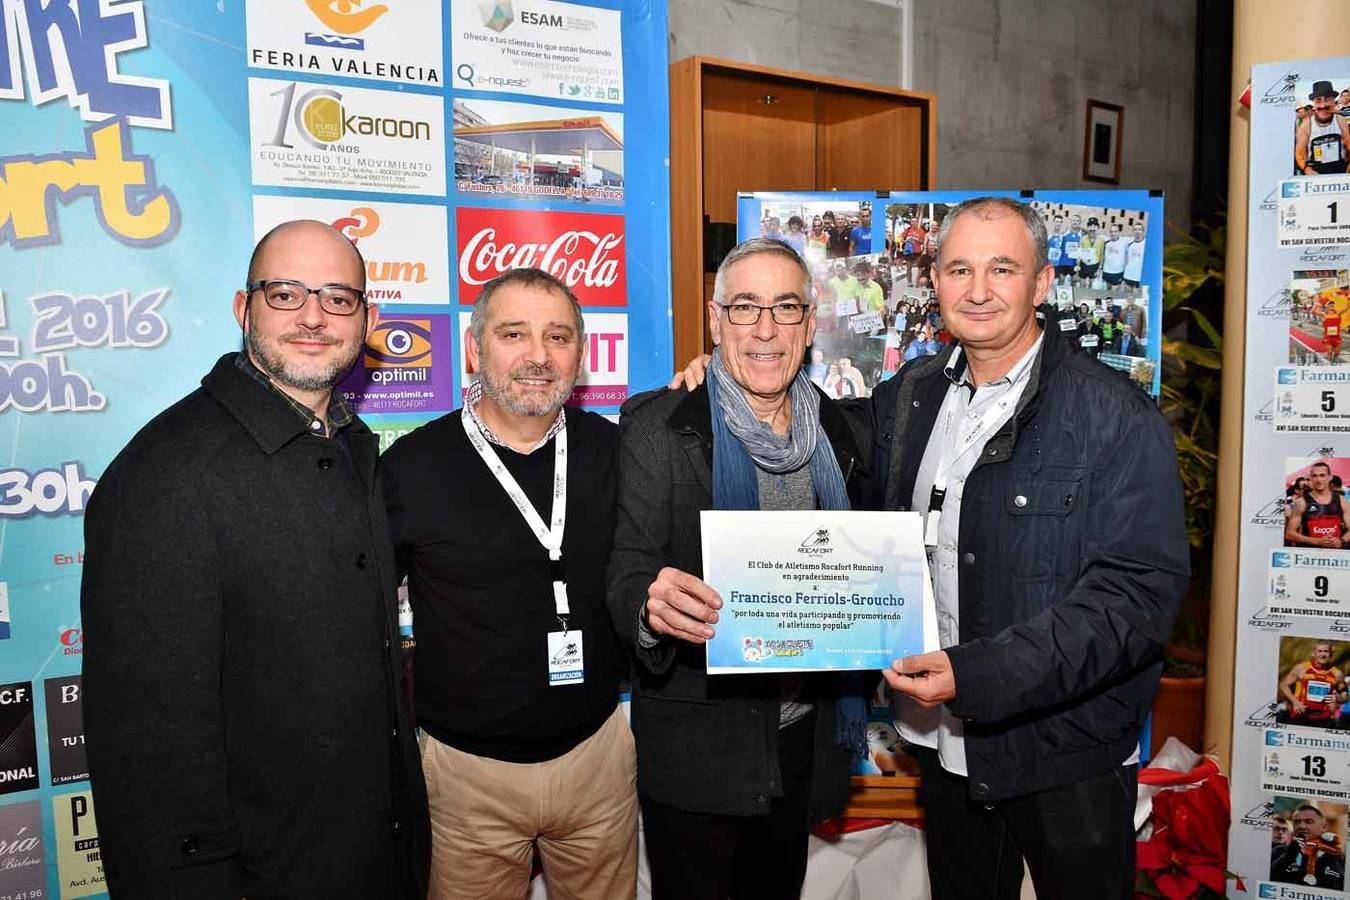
[{"left": 709, "top": 349, "right": 819, "bottom": 473}]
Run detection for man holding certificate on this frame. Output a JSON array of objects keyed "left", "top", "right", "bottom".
[
  {"left": 874, "top": 197, "right": 1189, "bottom": 899},
  {"left": 608, "top": 238, "right": 870, "bottom": 900}
]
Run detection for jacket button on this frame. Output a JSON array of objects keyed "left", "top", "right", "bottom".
[
  {"left": 756, "top": 794, "right": 768, "bottom": 803},
  {"left": 317, "top": 457, "right": 333, "bottom": 470},
  {"left": 392, "top": 727, "right": 400, "bottom": 740},
  {"left": 973, "top": 782, "right": 991, "bottom": 798},
  {"left": 392, "top": 820, "right": 401, "bottom": 837},
  {"left": 912, "top": 400, "right": 920, "bottom": 407},
  {"left": 962, "top": 552, "right": 976, "bottom": 565},
  {"left": 384, "top": 638, "right": 392, "bottom": 653},
  {"left": 986, "top": 447, "right": 998, "bottom": 457},
  {"left": 356, "top": 553, "right": 368, "bottom": 569},
  {"left": 181, "top": 835, "right": 199, "bottom": 855},
  {"left": 1013, "top": 495, "right": 1027, "bottom": 508},
  {"left": 749, "top": 707, "right": 760, "bottom": 717}
]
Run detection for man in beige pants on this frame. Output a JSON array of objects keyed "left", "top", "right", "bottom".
[{"left": 383, "top": 267, "right": 636, "bottom": 899}]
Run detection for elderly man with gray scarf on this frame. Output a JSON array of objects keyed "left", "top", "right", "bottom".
[{"left": 607, "top": 238, "right": 871, "bottom": 900}]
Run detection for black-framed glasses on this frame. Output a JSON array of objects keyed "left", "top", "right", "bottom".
[
  {"left": 717, "top": 302, "right": 810, "bottom": 326},
  {"left": 246, "top": 279, "right": 366, "bottom": 316}
]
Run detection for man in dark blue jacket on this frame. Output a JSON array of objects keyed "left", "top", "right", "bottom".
[{"left": 873, "top": 197, "right": 1188, "bottom": 899}]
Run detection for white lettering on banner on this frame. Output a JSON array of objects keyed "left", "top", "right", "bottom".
[
  {"left": 458, "top": 227, "right": 622, "bottom": 290},
  {"left": 0, "top": 463, "right": 96, "bottom": 518}
]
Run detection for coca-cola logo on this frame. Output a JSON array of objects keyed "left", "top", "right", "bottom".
[{"left": 456, "top": 208, "right": 627, "bottom": 306}]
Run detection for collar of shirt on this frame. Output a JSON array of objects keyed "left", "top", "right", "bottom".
[
  {"left": 463, "top": 379, "right": 566, "bottom": 453},
  {"left": 943, "top": 333, "right": 1044, "bottom": 393},
  {"left": 233, "top": 352, "right": 354, "bottom": 436}
]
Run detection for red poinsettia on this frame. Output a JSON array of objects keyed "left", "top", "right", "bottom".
[{"left": 1135, "top": 762, "right": 1230, "bottom": 899}]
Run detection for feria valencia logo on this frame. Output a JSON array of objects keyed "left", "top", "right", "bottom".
[
  {"left": 306, "top": 0, "right": 389, "bottom": 35},
  {"left": 456, "top": 208, "right": 626, "bottom": 305}
]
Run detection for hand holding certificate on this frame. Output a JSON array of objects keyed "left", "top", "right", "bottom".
[{"left": 700, "top": 510, "right": 937, "bottom": 674}]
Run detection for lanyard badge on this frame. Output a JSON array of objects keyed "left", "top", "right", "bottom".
[{"left": 462, "top": 412, "right": 584, "bottom": 685}]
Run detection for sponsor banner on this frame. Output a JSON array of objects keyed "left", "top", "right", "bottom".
[
  {"left": 456, "top": 206, "right": 626, "bottom": 306},
  {"left": 1264, "top": 728, "right": 1350, "bottom": 801},
  {"left": 1275, "top": 367, "right": 1350, "bottom": 431},
  {"left": 44, "top": 676, "right": 87, "bottom": 787},
  {"left": 245, "top": 0, "right": 443, "bottom": 87},
  {"left": 51, "top": 792, "right": 102, "bottom": 898},
  {"left": 451, "top": 0, "right": 623, "bottom": 104},
  {"left": 1271, "top": 550, "right": 1350, "bottom": 618},
  {"left": 253, "top": 196, "right": 452, "bottom": 304},
  {"left": 337, "top": 315, "right": 454, "bottom": 414},
  {"left": 1281, "top": 176, "right": 1350, "bottom": 247},
  {"left": 0, "top": 463, "right": 97, "bottom": 520},
  {"left": 457, "top": 310, "right": 628, "bottom": 407},
  {"left": 0, "top": 683, "right": 38, "bottom": 796},
  {"left": 452, "top": 98, "right": 625, "bottom": 205},
  {"left": 367, "top": 416, "right": 440, "bottom": 454},
  {"left": 248, "top": 77, "right": 446, "bottom": 195},
  {"left": 57, "top": 626, "right": 83, "bottom": 658},
  {"left": 0, "top": 799, "right": 45, "bottom": 898}
]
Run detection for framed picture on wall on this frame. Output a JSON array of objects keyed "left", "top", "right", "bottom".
[{"left": 1083, "top": 99, "right": 1124, "bottom": 184}]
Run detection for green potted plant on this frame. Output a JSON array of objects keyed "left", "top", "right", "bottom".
[{"left": 1151, "top": 216, "right": 1225, "bottom": 755}]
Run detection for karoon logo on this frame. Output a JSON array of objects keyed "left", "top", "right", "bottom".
[
  {"left": 304, "top": 0, "right": 389, "bottom": 48},
  {"left": 266, "top": 83, "right": 432, "bottom": 151}
]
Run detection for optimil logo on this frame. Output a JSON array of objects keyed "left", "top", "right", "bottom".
[
  {"left": 0, "top": 682, "right": 39, "bottom": 795},
  {"left": 45, "top": 676, "right": 87, "bottom": 786}
]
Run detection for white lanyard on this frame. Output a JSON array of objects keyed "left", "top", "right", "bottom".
[
  {"left": 930, "top": 374, "right": 1026, "bottom": 499},
  {"left": 923, "top": 363, "right": 1030, "bottom": 547},
  {"left": 461, "top": 412, "right": 570, "bottom": 618}
]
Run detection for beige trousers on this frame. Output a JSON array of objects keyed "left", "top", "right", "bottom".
[{"left": 421, "top": 705, "right": 638, "bottom": 900}]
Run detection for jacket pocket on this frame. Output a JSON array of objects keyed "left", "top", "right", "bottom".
[{"left": 1004, "top": 477, "right": 1081, "bottom": 517}]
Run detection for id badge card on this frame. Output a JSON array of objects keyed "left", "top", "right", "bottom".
[{"left": 547, "top": 630, "right": 584, "bottom": 685}]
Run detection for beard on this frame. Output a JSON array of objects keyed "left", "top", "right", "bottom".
[
  {"left": 246, "top": 322, "right": 363, "bottom": 393},
  {"left": 479, "top": 358, "right": 576, "bottom": 417}
]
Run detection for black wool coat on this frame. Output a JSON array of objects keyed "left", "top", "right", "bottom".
[{"left": 81, "top": 354, "right": 429, "bottom": 899}]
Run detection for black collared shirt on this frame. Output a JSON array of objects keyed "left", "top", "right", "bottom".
[{"left": 233, "top": 353, "right": 354, "bottom": 436}]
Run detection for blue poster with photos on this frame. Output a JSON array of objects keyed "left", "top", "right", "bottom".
[
  {"left": 0, "top": 2, "right": 670, "bottom": 896},
  {"left": 736, "top": 189, "right": 1164, "bottom": 399}
]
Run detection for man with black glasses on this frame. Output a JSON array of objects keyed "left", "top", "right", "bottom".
[
  {"left": 81, "top": 220, "right": 429, "bottom": 898},
  {"left": 609, "top": 237, "right": 867, "bottom": 899}
]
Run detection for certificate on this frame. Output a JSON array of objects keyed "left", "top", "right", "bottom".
[{"left": 700, "top": 510, "right": 937, "bottom": 674}]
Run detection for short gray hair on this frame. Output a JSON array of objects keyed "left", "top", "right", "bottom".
[
  {"left": 468, "top": 268, "right": 584, "bottom": 343},
  {"left": 935, "top": 197, "right": 1049, "bottom": 271},
  {"left": 712, "top": 238, "right": 814, "bottom": 306}
]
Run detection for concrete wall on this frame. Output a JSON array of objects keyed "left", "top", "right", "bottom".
[{"left": 668, "top": 0, "right": 1197, "bottom": 228}]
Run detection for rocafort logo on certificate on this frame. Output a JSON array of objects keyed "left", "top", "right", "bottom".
[
  {"left": 246, "top": 0, "right": 442, "bottom": 87},
  {"left": 797, "top": 527, "right": 834, "bottom": 555}
]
